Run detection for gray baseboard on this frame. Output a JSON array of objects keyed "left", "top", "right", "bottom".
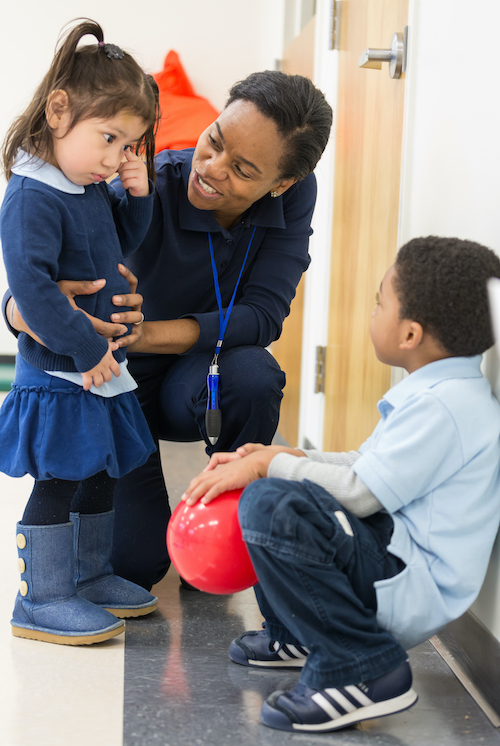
[{"left": 432, "top": 611, "right": 500, "bottom": 727}]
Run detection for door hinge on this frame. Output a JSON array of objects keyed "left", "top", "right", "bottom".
[
  {"left": 315, "top": 346, "right": 327, "bottom": 394},
  {"left": 330, "top": 1, "right": 342, "bottom": 51}
]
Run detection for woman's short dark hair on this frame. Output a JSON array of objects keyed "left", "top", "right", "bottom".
[
  {"left": 226, "top": 70, "right": 332, "bottom": 180},
  {"left": 393, "top": 236, "right": 500, "bottom": 356}
]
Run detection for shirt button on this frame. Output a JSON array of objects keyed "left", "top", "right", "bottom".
[
  {"left": 226, "top": 239, "right": 233, "bottom": 245},
  {"left": 220, "top": 261, "right": 227, "bottom": 269}
]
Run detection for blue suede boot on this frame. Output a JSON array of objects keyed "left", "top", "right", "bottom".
[
  {"left": 11, "top": 522, "right": 125, "bottom": 645},
  {"left": 71, "top": 510, "right": 158, "bottom": 618}
]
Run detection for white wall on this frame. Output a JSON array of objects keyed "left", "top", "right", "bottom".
[
  {"left": 298, "top": 0, "right": 338, "bottom": 450},
  {"left": 399, "top": 0, "right": 500, "bottom": 640},
  {"left": 0, "top": 0, "right": 285, "bottom": 353}
]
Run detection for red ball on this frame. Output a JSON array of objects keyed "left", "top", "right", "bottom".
[{"left": 166, "top": 488, "right": 258, "bottom": 594}]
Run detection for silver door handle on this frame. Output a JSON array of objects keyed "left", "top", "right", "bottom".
[{"left": 359, "top": 28, "right": 408, "bottom": 79}]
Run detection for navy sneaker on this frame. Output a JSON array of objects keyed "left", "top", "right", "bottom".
[
  {"left": 229, "top": 630, "right": 310, "bottom": 668},
  {"left": 260, "top": 661, "right": 418, "bottom": 731}
]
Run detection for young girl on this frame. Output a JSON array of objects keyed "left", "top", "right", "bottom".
[{"left": 0, "top": 19, "right": 161, "bottom": 645}]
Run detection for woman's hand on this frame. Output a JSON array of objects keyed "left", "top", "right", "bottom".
[
  {"left": 8, "top": 264, "right": 144, "bottom": 346},
  {"left": 56, "top": 277, "right": 127, "bottom": 340},
  {"left": 110, "top": 264, "right": 145, "bottom": 348},
  {"left": 57, "top": 264, "right": 144, "bottom": 344}
]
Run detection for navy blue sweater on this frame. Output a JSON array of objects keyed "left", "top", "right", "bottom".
[
  {"left": 1, "top": 169, "right": 153, "bottom": 372},
  {"left": 113, "top": 149, "right": 316, "bottom": 355}
]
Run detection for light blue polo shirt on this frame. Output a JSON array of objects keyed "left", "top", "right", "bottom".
[{"left": 354, "top": 355, "right": 500, "bottom": 650}]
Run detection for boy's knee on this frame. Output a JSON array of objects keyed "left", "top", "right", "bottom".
[{"left": 238, "top": 478, "right": 288, "bottom": 533}]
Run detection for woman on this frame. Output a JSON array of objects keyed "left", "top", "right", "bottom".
[{"left": 6, "top": 70, "right": 332, "bottom": 590}]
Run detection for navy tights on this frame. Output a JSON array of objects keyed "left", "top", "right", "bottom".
[{"left": 21, "top": 470, "right": 116, "bottom": 526}]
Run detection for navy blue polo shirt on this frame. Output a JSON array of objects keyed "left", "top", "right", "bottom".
[{"left": 114, "top": 149, "right": 316, "bottom": 355}]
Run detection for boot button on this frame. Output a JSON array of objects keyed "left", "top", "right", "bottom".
[
  {"left": 16, "top": 533, "right": 27, "bottom": 549},
  {"left": 18, "top": 558, "right": 26, "bottom": 573},
  {"left": 20, "top": 581, "right": 28, "bottom": 596}
]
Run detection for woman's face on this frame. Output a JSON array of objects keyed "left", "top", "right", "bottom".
[{"left": 188, "top": 100, "right": 296, "bottom": 226}]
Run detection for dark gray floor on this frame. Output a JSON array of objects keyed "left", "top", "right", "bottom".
[{"left": 122, "top": 442, "right": 500, "bottom": 746}]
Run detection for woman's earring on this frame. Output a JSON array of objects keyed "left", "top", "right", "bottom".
[{"left": 270, "top": 191, "right": 278, "bottom": 198}]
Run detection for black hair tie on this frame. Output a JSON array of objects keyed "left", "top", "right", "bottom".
[{"left": 98, "top": 42, "right": 124, "bottom": 60}]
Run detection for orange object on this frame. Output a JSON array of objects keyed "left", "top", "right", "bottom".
[{"left": 152, "top": 51, "right": 219, "bottom": 153}]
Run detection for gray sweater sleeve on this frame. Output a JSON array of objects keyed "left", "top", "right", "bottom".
[{"left": 267, "top": 451, "right": 382, "bottom": 518}]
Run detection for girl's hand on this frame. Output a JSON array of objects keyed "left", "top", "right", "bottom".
[
  {"left": 181, "top": 449, "right": 276, "bottom": 506},
  {"left": 81, "top": 342, "right": 121, "bottom": 390},
  {"left": 117, "top": 149, "right": 149, "bottom": 197}
]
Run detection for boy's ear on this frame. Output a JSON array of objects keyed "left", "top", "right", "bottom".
[
  {"left": 399, "top": 321, "right": 423, "bottom": 350},
  {"left": 46, "top": 89, "right": 71, "bottom": 131}
]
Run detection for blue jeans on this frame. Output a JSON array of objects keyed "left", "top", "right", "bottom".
[
  {"left": 239, "top": 478, "right": 408, "bottom": 689},
  {"left": 111, "top": 346, "right": 285, "bottom": 588}
]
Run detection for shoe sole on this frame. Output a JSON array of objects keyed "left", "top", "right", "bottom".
[
  {"left": 229, "top": 641, "right": 307, "bottom": 668},
  {"left": 261, "top": 689, "right": 418, "bottom": 732},
  {"left": 246, "top": 658, "right": 306, "bottom": 668},
  {"left": 12, "top": 624, "right": 125, "bottom": 646},
  {"left": 105, "top": 601, "right": 158, "bottom": 618}
]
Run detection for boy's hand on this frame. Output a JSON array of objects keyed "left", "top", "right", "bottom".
[
  {"left": 81, "top": 341, "right": 121, "bottom": 390},
  {"left": 117, "top": 149, "right": 149, "bottom": 197},
  {"left": 182, "top": 449, "right": 276, "bottom": 506}
]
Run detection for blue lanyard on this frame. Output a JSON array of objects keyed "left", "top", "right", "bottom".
[
  {"left": 205, "top": 226, "right": 257, "bottom": 445},
  {"left": 208, "top": 225, "right": 257, "bottom": 360}
]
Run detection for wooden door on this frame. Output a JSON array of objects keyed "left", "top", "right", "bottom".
[
  {"left": 323, "top": 0, "right": 409, "bottom": 452},
  {"left": 271, "top": 16, "right": 316, "bottom": 447}
]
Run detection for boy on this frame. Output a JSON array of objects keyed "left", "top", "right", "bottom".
[{"left": 182, "top": 236, "right": 500, "bottom": 732}]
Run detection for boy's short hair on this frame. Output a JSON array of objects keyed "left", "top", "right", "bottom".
[{"left": 393, "top": 236, "right": 500, "bottom": 356}]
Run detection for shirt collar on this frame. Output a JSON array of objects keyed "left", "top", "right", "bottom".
[
  {"left": 381, "top": 356, "right": 484, "bottom": 415},
  {"left": 11, "top": 150, "right": 85, "bottom": 194},
  {"left": 178, "top": 152, "right": 287, "bottom": 234}
]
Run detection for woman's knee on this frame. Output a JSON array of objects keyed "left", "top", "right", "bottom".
[{"left": 223, "top": 347, "right": 285, "bottom": 398}]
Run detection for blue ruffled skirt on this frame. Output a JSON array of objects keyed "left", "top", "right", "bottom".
[{"left": 0, "top": 355, "right": 155, "bottom": 481}]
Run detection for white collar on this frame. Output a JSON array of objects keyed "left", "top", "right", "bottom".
[{"left": 11, "top": 150, "right": 85, "bottom": 194}]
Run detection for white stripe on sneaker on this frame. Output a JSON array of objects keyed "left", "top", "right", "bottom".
[
  {"left": 274, "top": 642, "right": 307, "bottom": 661},
  {"left": 343, "top": 685, "right": 373, "bottom": 707},
  {"left": 325, "top": 690, "right": 358, "bottom": 713},
  {"left": 311, "top": 693, "right": 342, "bottom": 720}
]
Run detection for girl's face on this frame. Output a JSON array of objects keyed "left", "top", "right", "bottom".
[
  {"left": 188, "top": 100, "right": 297, "bottom": 228},
  {"left": 49, "top": 110, "right": 147, "bottom": 185}
]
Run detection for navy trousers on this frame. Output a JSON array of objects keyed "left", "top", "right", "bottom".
[
  {"left": 111, "top": 346, "right": 285, "bottom": 589},
  {"left": 239, "top": 478, "right": 408, "bottom": 689}
]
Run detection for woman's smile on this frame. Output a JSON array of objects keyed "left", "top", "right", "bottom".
[{"left": 193, "top": 171, "right": 221, "bottom": 197}]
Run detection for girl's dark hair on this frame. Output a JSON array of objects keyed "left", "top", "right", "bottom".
[
  {"left": 2, "top": 19, "right": 160, "bottom": 182},
  {"left": 393, "top": 236, "right": 500, "bottom": 356},
  {"left": 226, "top": 70, "right": 332, "bottom": 180}
]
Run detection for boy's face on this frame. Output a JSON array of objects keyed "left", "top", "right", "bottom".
[{"left": 370, "top": 266, "right": 407, "bottom": 367}]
